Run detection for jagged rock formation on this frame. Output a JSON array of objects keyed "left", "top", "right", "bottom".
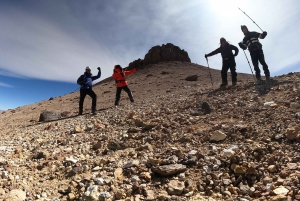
[{"left": 127, "top": 43, "right": 191, "bottom": 69}]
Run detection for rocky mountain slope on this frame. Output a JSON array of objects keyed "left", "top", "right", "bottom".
[{"left": 0, "top": 60, "right": 300, "bottom": 201}]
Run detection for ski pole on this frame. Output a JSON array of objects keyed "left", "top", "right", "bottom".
[
  {"left": 238, "top": 7, "right": 264, "bottom": 32},
  {"left": 205, "top": 57, "right": 214, "bottom": 88},
  {"left": 242, "top": 50, "right": 256, "bottom": 81}
]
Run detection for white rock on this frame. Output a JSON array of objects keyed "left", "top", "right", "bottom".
[
  {"left": 273, "top": 186, "right": 289, "bottom": 195},
  {"left": 223, "top": 149, "right": 235, "bottom": 157},
  {"left": 210, "top": 130, "right": 227, "bottom": 141},
  {"left": 290, "top": 102, "right": 300, "bottom": 109}
]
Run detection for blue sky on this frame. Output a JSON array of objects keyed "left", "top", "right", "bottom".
[{"left": 0, "top": 0, "right": 299, "bottom": 110}]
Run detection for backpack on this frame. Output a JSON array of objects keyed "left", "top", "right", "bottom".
[{"left": 77, "top": 75, "right": 84, "bottom": 85}]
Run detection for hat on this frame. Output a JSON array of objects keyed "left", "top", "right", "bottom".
[
  {"left": 114, "top": 65, "right": 122, "bottom": 70},
  {"left": 85, "top": 66, "right": 91, "bottom": 70},
  {"left": 241, "top": 25, "right": 248, "bottom": 31}
]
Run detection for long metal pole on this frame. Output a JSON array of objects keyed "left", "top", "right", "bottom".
[
  {"left": 242, "top": 50, "right": 256, "bottom": 81},
  {"left": 205, "top": 58, "right": 214, "bottom": 88},
  {"left": 238, "top": 7, "right": 264, "bottom": 32}
]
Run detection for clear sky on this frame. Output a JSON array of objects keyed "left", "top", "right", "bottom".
[{"left": 0, "top": 0, "right": 299, "bottom": 110}]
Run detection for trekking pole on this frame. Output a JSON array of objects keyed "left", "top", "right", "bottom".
[
  {"left": 242, "top": 50, "right": 256, "bottom": 81},
  {"left": 238, "top": 7, "right": 264, "bottom": 32},
  {"left": 205, "top": 58, "right": 214, "bottom": 88}
]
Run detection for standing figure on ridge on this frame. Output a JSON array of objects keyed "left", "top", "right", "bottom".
[
  {"left": 205, "top": 37, "right": 239, "bottom": 87},
  {"left": 77, "top": 66, "right": 101, "bottom": 115},
  {"left": 238, "top": 25, "right": 270, "bottom": 83},
  {"left": 112, "top": 65, "right": 136, "bottom": 106}
]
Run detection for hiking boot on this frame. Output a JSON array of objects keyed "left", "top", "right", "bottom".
[
  {"left": 78, "top": 112, "right": 83, "bottom": 116},
  {"left": 256, "top": 78, "right": 263, "bottom": 85},
  {"left": 220, "top": 82, "right": 228, "bottom": 87},
  {"left": 266, "top": 76, "right": 272, "bottom": 82},
  {"left": 232, "top": 81, "right": 237, "bottom": 86}
]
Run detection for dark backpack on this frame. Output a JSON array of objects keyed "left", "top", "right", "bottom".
[{"left": 77, "top": 75, "right": 84, "bottom": 85}]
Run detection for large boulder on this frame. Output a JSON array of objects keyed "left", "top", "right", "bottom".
[{"left": 39, "top": 111, "right": 61, "bottom": 122}]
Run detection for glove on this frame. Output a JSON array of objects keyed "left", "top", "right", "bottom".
[
  {"left": 204, "top": 54, "right": 208, "bottom": 58},
  {"left": 97, "top": 67, "right": 101, "bottom": 71},
  {"left": 262, "top": 31, "right": 267, "bottom": 38},
  {"left": 238, "top": 42, "right": 246, "bottom": 50}
]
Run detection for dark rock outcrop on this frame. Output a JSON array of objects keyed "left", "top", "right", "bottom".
[{"left": 127, "top": 43, "right": 190, "bottom": 69}]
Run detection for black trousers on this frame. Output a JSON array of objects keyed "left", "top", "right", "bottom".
[
  {"left": 115, "top": 86, "right": 134, "bottom": 105},
  {"left": 250, "top": 49, "right": 270, "bottom": 79},
  {"left": 221, "top": 57, "right": 237, "bottom": 83},
  {"left": 79, "top": 89, "right": 97, "bottom": 113}
]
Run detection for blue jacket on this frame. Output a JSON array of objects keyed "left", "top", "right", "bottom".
[{"left": 77, "top": 70, "right": 101, "bottom": 90}]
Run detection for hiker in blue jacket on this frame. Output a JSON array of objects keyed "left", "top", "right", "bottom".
[{"left": 77, "top": 66, "right": 101, "bottom": 115}]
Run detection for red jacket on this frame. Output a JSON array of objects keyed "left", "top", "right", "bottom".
[{"left": 112, "top": 67, "right": 136, "bottom": 88}]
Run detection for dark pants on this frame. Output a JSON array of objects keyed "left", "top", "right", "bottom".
[
  {"left": 221, "top": 57, "right": 237, "bottom": 83},
  {"left": 79, "top": 89, "right": 97, "bottom": 114},
  {"left": 115, "top": 86, "right": 134, "bottom": 106},
  {"left": 250, "top": 49, "right": 270, "bottom": 79}
]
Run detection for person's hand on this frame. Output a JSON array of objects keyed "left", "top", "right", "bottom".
[
  {"left": 238, "top": 42, "right": 246, "bottom": 50},
  {"left": 97, "top": 67, "right": 101, "bottom": 71},
  {"left": 262, "top": 31, "right": 267, "bottom": 38}
]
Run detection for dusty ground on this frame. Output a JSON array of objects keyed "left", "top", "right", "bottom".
[{"left": 0, "top": 61, "right": 300, "bottom": 201}]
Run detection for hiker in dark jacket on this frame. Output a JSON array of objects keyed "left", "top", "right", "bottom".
[
  {"left": 112, "top": 65, "right": 136, "bottom": 106},
  {"left": 205, "top": 37, "right": 239, "bottom": 87},
  {"left": 238, "top": 25, "right": 270, "bottom": 83},
  {"left": 77, "top": 66, "right": 101, "bottom": 115}
]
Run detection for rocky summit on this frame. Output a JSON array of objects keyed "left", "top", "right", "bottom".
[
  {"left": 127, "top": 43, "right": 191, "bottom": 70},
  {"left": 0, "top": 60, "right": 300, "bottom": 201}
]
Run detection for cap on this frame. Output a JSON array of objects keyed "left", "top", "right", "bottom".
[
  {"left": 85, "top": 66, "right": 91, "bottom": 71},
  {"left": 241, "top": 25, "right": 248, "bottom": 31},
  {"left": 220, "top": 37, "right": 226, "bottom": 42},
  {"left": 114, "top": 65, "right": 122, "bottom": 70}
]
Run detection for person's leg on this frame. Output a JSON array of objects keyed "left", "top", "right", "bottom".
[
  {"left": 79, "top": 90, "right": 87, "bottom": 115},
  {"left": 115, "top": 87, "right": 122, "bottom": 106},
  {"left": 258, "top": 49, "right": 270, "bottom": 79},
  {"left": 220, "top": 60, "right": 230, "bottom": 86},
  {"left": 250, "top": 50, "right": 261, "bottom": 80},
  {"left": 87, "top": 90, "right": 97, "bottom": 113},
  {"left": 229, "top": 58, "right": 237, "bottom": 85},
  {"left": 123, "top": 85, "right": 134, "bottom": 102}
]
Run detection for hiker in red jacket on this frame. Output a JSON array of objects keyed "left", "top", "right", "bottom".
[{"left": 112, "top": 65, "right": 136, "bottom": 106}]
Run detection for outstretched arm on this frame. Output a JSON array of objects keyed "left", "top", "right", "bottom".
[
  {"left": 92, "top": 68, "right": 101, "bottom": 80},
  {"left": 206, "top": 48, "right": 221, "bottom": 57},
  {"left": 124, "top": 68, "right": 136, "bottom": 75}
]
